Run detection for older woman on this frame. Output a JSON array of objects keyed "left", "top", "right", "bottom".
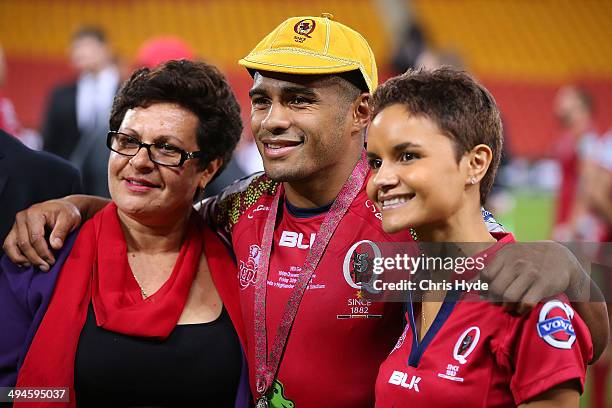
[{"left": 0, "top": 60, "right": 248, "bottom": 407}]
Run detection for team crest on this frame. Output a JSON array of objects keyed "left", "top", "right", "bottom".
[
  {"left": 343, "top": 240, "right": 382, "bottom": 291},
  {"left": 352, "top": 252, "right": 372, "bottom": 286},
  {"left": 294, "top": 19, "right": 316, "bottom": 38},
  {"left": 453, "top": 326, "right": 480, "bottom": 364},
  {"left": 537, "top": 300, "right": 576, "bottom": 349},
  {"left": 239, "top": 244, "right": 262, "bottom": 289}
]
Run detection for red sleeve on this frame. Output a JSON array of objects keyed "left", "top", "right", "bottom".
[{"left": 501, "top": 295, "right": 592, "bottom": 405}]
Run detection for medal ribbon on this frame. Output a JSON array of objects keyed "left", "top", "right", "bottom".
[{"left": 254, "top": 152, "right": 370, "bottom": 397}]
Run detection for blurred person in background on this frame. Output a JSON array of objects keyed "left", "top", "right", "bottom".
[
  {"left": 0, "top": 46, "right": 21, "bottom": 138},
  {"left": 553, "top": 86, "right": 610, "bottom": 408},
  {"left": 390, "top": 24, "right": 427, "bottom": 74},
  {"left": 414, "top": 49, "right": 464, "bottom": 71},
  {"left": 134, "top": 35, "right": 195, "bottom": 69},
  {"left": 41, "top": 26, "right": 120, "bottom": 198},
  {"left": 552, "top": 85, "right": 605, "bottom": 241},
  {"left": 582, "top": 128, "right": 612, "bottom": 408}
]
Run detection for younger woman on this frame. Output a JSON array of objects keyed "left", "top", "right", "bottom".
[{"left": 367, "top": 68, "right": 592, "bottom": 407}]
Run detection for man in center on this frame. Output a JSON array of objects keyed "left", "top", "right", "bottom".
[{"left": 201, "top": 16, "right": 407, "bottom": 406}]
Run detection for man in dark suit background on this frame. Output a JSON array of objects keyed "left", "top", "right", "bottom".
[
  {"left": 0, "top": 130, "right": 83, "bottom": 257},
  {"left": 41, "top": 27, "right": 119, "bottom": 197}
]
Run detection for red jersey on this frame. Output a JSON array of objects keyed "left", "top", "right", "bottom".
[
  {"left": 204, "top": 173, "right": 411, "bottom": 407},
  {"left": 375, "top": 233, "right": 592, "bottom": 407}
]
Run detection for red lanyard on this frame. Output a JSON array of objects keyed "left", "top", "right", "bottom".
[{"left": 254, "top": 152, "right": 370, "bottom": 400}]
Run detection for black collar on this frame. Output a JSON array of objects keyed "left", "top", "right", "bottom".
[{"left": 285, "top": 199, "right": 333, "bottom": 218}]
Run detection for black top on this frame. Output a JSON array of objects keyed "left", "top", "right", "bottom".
[{"left": 74, "top": 304, "right": 242, "bottom": 407}]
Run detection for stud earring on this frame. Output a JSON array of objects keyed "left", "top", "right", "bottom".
[{"left": 469, "top": 177, "right": 477, "bottom": 185}]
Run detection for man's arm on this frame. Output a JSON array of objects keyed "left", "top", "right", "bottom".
[
  {"left": 2, "top": 195, "right": 108, "bottom": 270},
  {"left": 483, "top": 241, "right": 609, "bottom": 363},
  {"left": 518, "top": 382, "right": 580, "bottom": 408},
  {"left": 2, "top": 172, "right": 267, "bottom": 269}
]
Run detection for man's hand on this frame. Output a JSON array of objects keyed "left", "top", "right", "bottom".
[
  {"left": 483, "top": 241, "right": 576, "bottom": 313},
  {"left": 3, "top": 198, "right": 82, "bottom": 270},
  {"left": 2, "top": 195, "right": 110, "bottom": 270},
  {"left": 482, "top": 240, "right": 609, "bottom": 362}
]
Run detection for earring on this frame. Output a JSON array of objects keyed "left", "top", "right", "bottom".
[{"left": 469, "top": 177, "right": 477, "bottom": 185}]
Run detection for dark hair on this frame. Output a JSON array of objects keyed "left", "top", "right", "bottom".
[
  {"left": 336, "top": 70, "right": 369, "bottom": 95},
  {"left": 109, "top": 60, "right": 242, "bottom": 173},
  {"left": 573, "top": 86, "right": 593, "bottom": 113},
  {"left": 372, "top": 67, "right": 503, "bottom": 204},
  {"left": 72, "top": 26, "right": 108, "bottom": 44}
]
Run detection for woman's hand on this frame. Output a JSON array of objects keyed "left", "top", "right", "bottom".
[{"left": 2, "top": 195, "right": 108, "bottom": 270}]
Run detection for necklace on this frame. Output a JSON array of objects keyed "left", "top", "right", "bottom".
[
  {"left": 131, "top": 270, "right": 148, "bottom": 299},
  {"left": 421, "top": 302, "right": 426, "bottom": 334}
]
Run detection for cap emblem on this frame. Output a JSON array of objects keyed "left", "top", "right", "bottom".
[{"left": 293, "top": 19, "right": 316, "bottom": 42}]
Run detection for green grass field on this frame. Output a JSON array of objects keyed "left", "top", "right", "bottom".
[{"left": 494, "top": 190, "right": 555, "bottom": 241}]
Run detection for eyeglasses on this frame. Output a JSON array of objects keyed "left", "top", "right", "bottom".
[{"left": 106, "top": 131, "right": 202, "bottom": 167}]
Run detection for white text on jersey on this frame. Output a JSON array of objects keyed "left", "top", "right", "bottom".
[
  {"left": 388, "top": 371, "right": 421, "bottom": 392},
  {"left": 279, "top": 231, "right": 317, "bottom": 249}
]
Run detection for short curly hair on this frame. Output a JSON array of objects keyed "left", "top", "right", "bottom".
[
  {"left": 372, "top": 67, "right": 503, "bottom": 205},
  {"left": 109, "top": 59, "right": 242, "bottom": 173}
]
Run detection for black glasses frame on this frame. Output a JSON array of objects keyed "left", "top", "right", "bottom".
[{"left": 106, "top": 131, "right": 202, "bottom": 167}]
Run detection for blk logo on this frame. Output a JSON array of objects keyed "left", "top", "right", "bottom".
[
  {"left": 279, "top": 231, "right": 316, "bottom": 249},
  {"left": 388, "top": 371, "right": 421, "bottom": 392}
]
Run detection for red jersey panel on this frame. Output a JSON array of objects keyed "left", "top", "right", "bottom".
[
  {"left": 375, "top": 234, "right": 592, "bottom": 408},
  {"left": 217, "top": 174, "right": 412, "bottom": 407}
]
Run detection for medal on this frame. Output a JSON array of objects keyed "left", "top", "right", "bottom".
[{"left": 254, "top": 152, "right": 370, "bottom": 398}]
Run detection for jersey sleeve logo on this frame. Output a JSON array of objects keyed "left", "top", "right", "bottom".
[
  {"left": 453, "top": 326, "right": 480, "bottom": 364},
  {"left": 238, "top": 244, "right": 262, "bottom": 290},
  {"left": 537, "top": 299, "right": 576, "bottom": 349}
]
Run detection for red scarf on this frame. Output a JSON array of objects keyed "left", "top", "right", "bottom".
[{"left": 15, "top": 203, "right": 202, "bottom": 407}]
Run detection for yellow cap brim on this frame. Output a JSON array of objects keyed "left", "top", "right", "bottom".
[{"left": 239, "top": 48, "right": 370, "bottom": 89}]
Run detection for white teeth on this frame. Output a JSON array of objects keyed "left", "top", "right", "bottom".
[
  {"left": 382, "top": 196, "right": 409, "bottom": 208},
  {"left": 129, "top": 180, "right": 149, "bottom": 186},
  {"left": 267, "top": 144, "right": 283, "bottom": 149}
]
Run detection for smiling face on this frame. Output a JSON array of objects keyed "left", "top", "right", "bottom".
[
  {"left": 108, "top": 102, "right": 214, "bottom": 225},
  {"left": 366, "top": 104, "right": 470, "bottom": 234},
  {"left": 249, "top": 71, "right": 359, "bottom": 182}
]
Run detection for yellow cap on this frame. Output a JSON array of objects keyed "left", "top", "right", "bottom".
[{"left": 239, "top": 14, "right": 377, "bottom": 93}]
